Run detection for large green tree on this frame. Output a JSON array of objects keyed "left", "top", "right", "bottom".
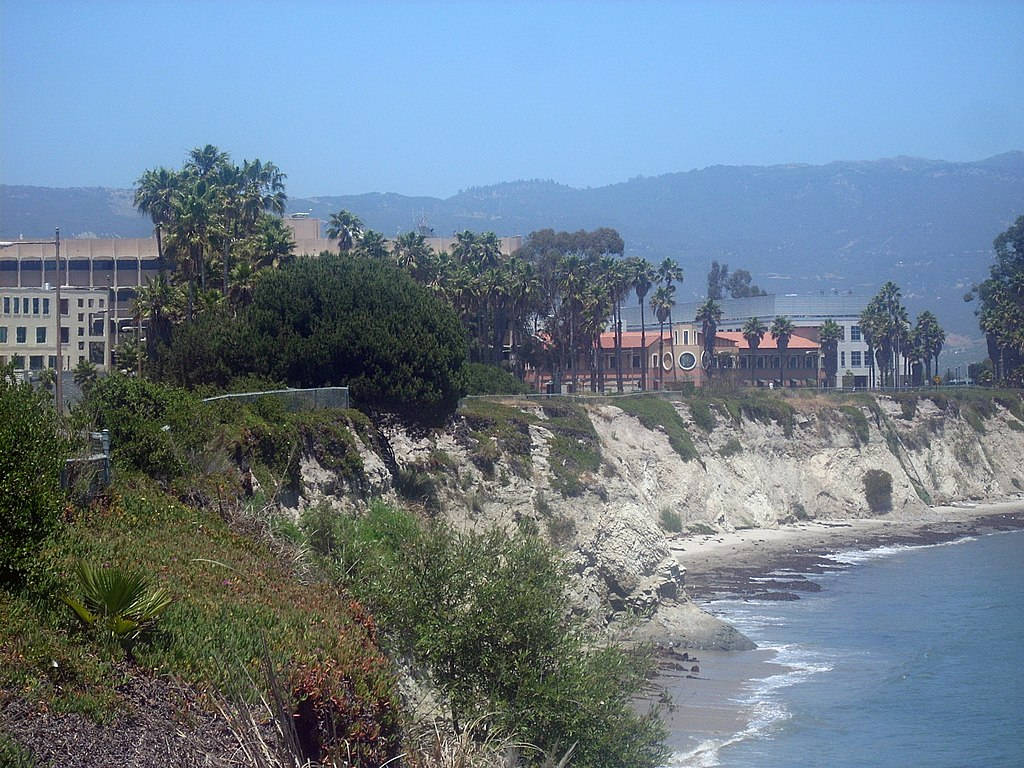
[
  {"left": 971, "top": 215, "right": 1024, "bottom": 384},
  {"left": 819, "top": 319, "right": 842, "bottom": 388},
  {"left": 694, "top": 298, "right": 722, "bottom": 381},
  {"left": 770, "top": 315, "right": 795, "bottom": 385}
]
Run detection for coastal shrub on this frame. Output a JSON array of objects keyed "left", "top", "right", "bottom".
[
  {"left": 76, "top": 373, "right": 208, "bottom": 481},
  {"left": 863, "top": 469, "right": 893, "bottom": 513},
  {"left": 839, "top": 405, "right": 870, "bottom": 445},
  {"left": 160, "top": 254, "right": 468, "bottom": 426},
  {"left": 0, "top": 734, "right": 34, "bottom": 768},
  {"left": 789, "top": 502, "right": 810, "bottom": 521},
  {"left": 1013, "top": 478, "right": 1022, "bottom": 490},
  {"left": 658, "top": 507, "right": 683, "bottom": 533},
  {"left": 995, "top": 394, "right": 1024, "bottom": 421},
  {"left": 896, "top": 395, "right": 918, "bottom": 420},
  {"left": 1008, "top": 419, "right": 1024, "bottom": 432},
  {"left": 738, "top": 394, "right": 795, "bottom": 437},
  {"left": 464, "top": 362, "right": 531, "bottom": 395},
  {"left": 689, "top": 398, "right": 717, "bottom": 432},
  {"left": 0, "top": 366, "right": 70, "bottom": 587},
  {"left": 393, "top": 465, "right": 440, "bottom": 511},
  {"left": 546, "top": 513, "right": 576, "bottom": 544},
  {"left": 459, "top": 399, "right": 534, "bottom": 478},
  {"left": 616, "top": 397, "right": 698, "bottom": 462},
  {"left": 718, "top": 437, "right": 743, "bottom": 457},
  {"left": 961, "top": 405, "right": 987, "bottom": 434},
  {"left": 543, "top": 402, "right": 603, "bottom": 496},
  {"left": 305, "top": 502, "right": 667, "bottom": 768},
  {"left": 687, "top": 522, "right": 716, "bottom": 536}
]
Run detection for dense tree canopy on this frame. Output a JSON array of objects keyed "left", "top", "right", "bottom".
[
  {"left": 159, "top": 254, "right": 467, "bottom": 424},
  {"left": 972, "top": 215, "right": 1024, "bottom": 384}
]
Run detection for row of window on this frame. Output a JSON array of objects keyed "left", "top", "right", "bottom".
[
  {"left": 0, "top": 326, "right": 47, "bottom": 344},
  {"left": 1, "top": 347, "right": 104, "bottom": 371},
  {"left": 2, "top": 297, "right": 51, "bottom": 316}
]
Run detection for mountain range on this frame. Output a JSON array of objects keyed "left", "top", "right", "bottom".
[{"left": 3, "top": 152, "right": 1023, "bottom": 359}]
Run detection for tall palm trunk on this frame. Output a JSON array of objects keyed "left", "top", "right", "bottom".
[
  {"left": 639, "top": 303, "right": 648, "bottom": 390},
  {"left": 658, "top": 322, "right": 665, "bottom": 390},
  {"left": 615, "top": 301, "right": 624, "bottom": 394}
]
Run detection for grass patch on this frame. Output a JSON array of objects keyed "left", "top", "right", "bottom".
[
  {"left": 839, "top": 405, "right": 871, "bottom": 445},
  {"left": 616, "top": 397, "right": 699, "bottom": 462},
  {"left": 718, "top": 437, "right": 743, "bottom": 457},
  {"left": 393, "top": 465, "right": 440, "bottom": 511},
  {"left": 542, "top": 401, "right": 603, "bottom": 497},
  {"left": 545, "top": 514, "right": 577, "bottom": 545},
  {"left": 658, "top": 507, "right": 683, "bottom": 533},
  {"left": 863, "top": 469, "right": 893, "bottom": 513},
  {"left": 458, "top": 399, "right": 535, "bottom": 479},
  {"left": 689, "top": 399, "right": 717, "bottom": 432}
]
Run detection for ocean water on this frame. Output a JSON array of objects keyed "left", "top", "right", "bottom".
[{"left": 668, "top": 531, "right": 1024, "bottom": 768}]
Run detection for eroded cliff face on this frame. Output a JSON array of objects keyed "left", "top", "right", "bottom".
[{"left": 287, "top": 393, "right": 1024, "bottom": 650}]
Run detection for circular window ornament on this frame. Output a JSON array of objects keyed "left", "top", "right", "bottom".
[
  {"left": 661, "top": 352, "right": 674, "bottom": 371},
  {"left": 678, "top": 351, "right": 697, "bottom": 370}
]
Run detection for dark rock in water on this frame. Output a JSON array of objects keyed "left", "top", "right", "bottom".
[
  {"left": 690, "top": 664, "right": 700, "bottom": 673},
  {"left": 756, "top": 578, "right": 823, "bottom": 592}
]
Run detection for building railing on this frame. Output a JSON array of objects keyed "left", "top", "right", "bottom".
[{"left": 201, "top": 386, "right": 350, "bottom": 411}]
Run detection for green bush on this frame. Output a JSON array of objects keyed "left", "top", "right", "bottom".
[
  {"left": 658, "top": 507, "right": 683, "bottom": 533},
  {"left": 839, "top": 405, "right": 870, "bottom": 445},
  {"left": 689, "top": 399, "right": 717, "bottom": 432},
  {"left": 464, "top": 363, "right": 530, "bottom": 395},
  {"left": 896, "top": 395, "right": 918, "bottom": 420},
  {"left": 718, "top": 437, "right": 743, "bottom": 457},
  {"left": 616, "top": 397, "right": 698, "bottom": 462},
  {"left": 543, "top": 402, "right": 603, "bottom": 496},
  {"left": 0, "top": 366, "right": 71, "bottom": 586},
  {"left": 77, "top": 374, "right": 208, "bottom": 481},
  {"left": 1008, "top": 419, "right": 1024, "bottom": 432},
  {"left": 863, "top": 469, "right": 893, "bottom": 513},
  {"left": 304, "top": 502, "right": 667, "bottom": 768},
  {"left": 160, "top": 254, "right": 468, "bottom": 426},
  {"left": 393, "top": 465, "right": 439, "bottom": 511}
]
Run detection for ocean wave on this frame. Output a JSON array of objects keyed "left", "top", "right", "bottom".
[{"left": 825, "top": 535, "right": 979, "bottom": 565}]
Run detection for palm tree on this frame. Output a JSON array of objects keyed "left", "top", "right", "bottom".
[
  {"left": 695, "top": 298, "right": 722, "bottom": 382},
  {"left": 632, "top": 258, "right": 657, "bottom": 391},
  {"left": 134, "top": 167, "right": 181, "bottom": 276},
  {"left": 650, "top": 285, "right": 675, "bottom": 390},
  {"left": 819, "top": 319, "right": 842, "bottom": 388},
  {"left": 185, "top": 144, "right": 230, "bottom": 179},
  {"left": 742, "top": 316, "right": 767, "bottom": 387},
  {"left": 657, "top": 258, "right": 684, "bottom": 382},
  {"left": 165, "top": 178, "right": 220, "bottom": 321},
  {"left": 326, "top": 210, "right": 363, "bottom": 253},
  {"left": 770, "top": 315, "right": 795, "bottom": 387},
  {"left": 392, "top": 231, "right": 434, "bottom": 278},
  {"left": 356, "top": 230, "right": 389, "bottom": 260},
  {"left": 73, "top": 359, "right": 98, "bottom": 391}
]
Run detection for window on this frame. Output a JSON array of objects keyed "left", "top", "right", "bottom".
[
  {"left": 88, "top": 299, "right": 94, "bottom": 308},
  {"left": 651, "top": 353, "right": 659, "bottom": 369},
  {"left": 48, "top": 356, "right": 56, "bottom": 368},
  {"left": 678, "top": 351, "right": 697, "bottom": 370},
  {"left": 42, "top": 299, "right": 50, "bottom": 315},
  {"left": 13, "top": 298, "right": 20, "bottom": 315},
  {"left": 683, "top": 330, "right": 690, "bottom": 345},
  {"left": 36, "top": 327, "right": 46, "bottom": 343},
  {"left": 78, "top": 341, "right": 84, "bottom": 351},
  {"left": 60, "top": 327, "right": 69, "bottom": 344},
  {"left": 0, "top": 327, "right": 6, "bottom": 343},
  {"left": 841, "top": 351, "right": 846, "bottom": 367},
  {"left": 673, "top": 331, "right": 679, "bottom": 345},
  {"left": 789, "top": 355, "right": 800, "bottom": 369},
  {"left": 78, "top": 313, "right": 84, "bottom": 322},
  {"left": 29, "top": 355, "right": 43, "bottom": 371},
  {"left": 78, "top": 327, "right": 84, "bottom": 337},
  {"left": 89, "top": 342, "right": 105, "bottom": 365},
  {"left": 806, "top": 354, "right": 818, "bottom": 369},
  {"left": 851, "top": 325, "right": 861, "bottom": 341},
  {"left": 2, "top": 297, "right": 8, "bottom": 314},
  {"left": 839, "top": 326, "right": 845, "bottom": 340},
  {"left": 632, "top": 354, "right": 641, "bottom": 369},
  {"left": 77, "top": 299, "right": 83, "bottom": 307},
  {"left": 13, "top": 355, "right": 25, "bottom": 369},
  {"left": 16, "top": 327, "right": 27, "bottom": 343},
  {"left": 60, "top": 298, "right": 68, "bottom": 315},
  {"left": 32, "top": 298, "right": 40, "bottom": 314},
  {"left": 851, "top": 351, "right": 862, "bottom": 367},
  {"left": 99, "top": 299, "right": 104, "bottom": 308}
]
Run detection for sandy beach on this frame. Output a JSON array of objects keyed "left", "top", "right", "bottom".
[
  {"left": 671, "top": 498, "right": 1024, "bottom": 601},
  {"left": 654, "top": 497, "right": 1024, "bottom": 764}
]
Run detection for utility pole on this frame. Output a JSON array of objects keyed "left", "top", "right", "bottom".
[{"left": 55, "top": 228, "right": 63, "bottom": 412}]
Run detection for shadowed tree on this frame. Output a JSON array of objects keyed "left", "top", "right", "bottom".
[
  {"left": 650, "top": 285, "right": 674, "bottom": 390},
  {"left": 770, "top": 315, "right": 795, "bottom": 386},
  {"left": 695, "top": 298, "right": 722, "bottom": 382},
  {"left": 742, "top": 316, "right": 767, "bottom": 387},
  {"left": 632, "top": 258, "right": 657, "bottom": 391},
  {"left": 326, "top": 210, "right": 363, "bottom": 253},
  {"left": 819, "top": 319, "right": 842, "bottom": 388}
]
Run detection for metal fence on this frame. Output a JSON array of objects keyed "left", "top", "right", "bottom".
[
  {"left": 62, "top": 429, "right": 111, "bottom": 501},
  {"left": 201, "top": 386, "right": 350, "bottom": 411}
]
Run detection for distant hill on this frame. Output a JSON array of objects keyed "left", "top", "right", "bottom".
[{"left": 4, "top": 152, "right": 1023, "bottom": 357}]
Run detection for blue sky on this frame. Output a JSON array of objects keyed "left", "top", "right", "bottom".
[{"left": 1, "top": 0, "right": 1022, "bottom": 198}]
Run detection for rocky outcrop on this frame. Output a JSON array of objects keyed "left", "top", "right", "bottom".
[{"left": 293, "top": 393, "right": 1024, "bottom": 651}]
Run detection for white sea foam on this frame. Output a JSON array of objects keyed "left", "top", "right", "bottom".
[{"left": 825, "top": 535, "right": 978, "bottom": 565}]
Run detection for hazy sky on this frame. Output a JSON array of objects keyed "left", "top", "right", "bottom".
[{"left": 2, "top": 0, "right": 1022, "bottom": 198}]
